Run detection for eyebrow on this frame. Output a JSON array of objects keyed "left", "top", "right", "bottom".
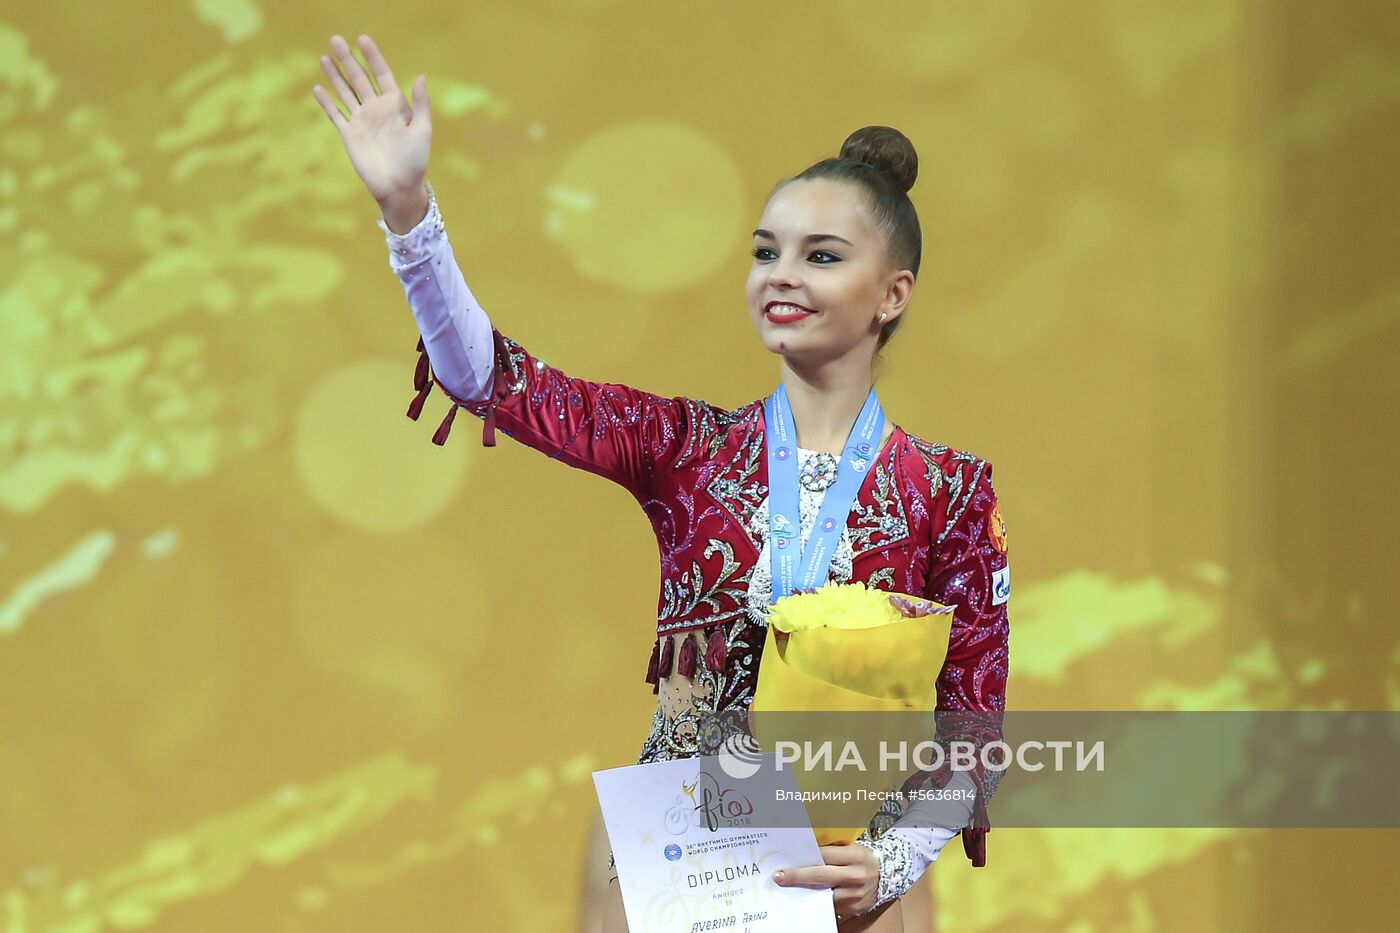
[{"left": 752, "top": 229, "right": 854, "bottom": 247}]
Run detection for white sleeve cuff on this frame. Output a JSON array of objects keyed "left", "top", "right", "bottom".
[{"left": 854, "top": 770, "right": 977, "bottom": 910}]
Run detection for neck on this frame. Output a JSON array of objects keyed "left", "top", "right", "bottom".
[{"left": 778, "top": 355, "right": 884, "bottom": 456}]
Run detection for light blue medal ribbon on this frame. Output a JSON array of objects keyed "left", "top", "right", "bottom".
[{"left": 764, "top": 383, "right": 885, "bottom": 603}]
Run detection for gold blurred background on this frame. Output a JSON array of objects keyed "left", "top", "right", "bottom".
[{"left": 2, "top": 1, "right": 1397, "bottom": 930}]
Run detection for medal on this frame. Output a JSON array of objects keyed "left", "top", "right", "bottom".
[
  {"left": 799, "top": 451, "right": 840, "bottom": 492},
  {"left": 764, "top": 383, "right": 885, "bottom": 602}
]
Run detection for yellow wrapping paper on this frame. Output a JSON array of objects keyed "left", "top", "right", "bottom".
[{"left": 750, "top": 581, "right": 956, "bottom": 845}]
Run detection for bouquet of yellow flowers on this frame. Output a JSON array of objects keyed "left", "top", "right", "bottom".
[{"left": 751, "top": 580, "right": 956, "bottom": 845}]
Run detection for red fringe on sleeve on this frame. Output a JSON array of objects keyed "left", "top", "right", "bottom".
[{"left": 405, "top": 335, "right": 503, "bottom": 448}]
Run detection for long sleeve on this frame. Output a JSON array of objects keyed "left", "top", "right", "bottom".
[
  {"left": 915, "top": 459, "right": 1011, "bottom": 867},
  {"left": 855, "top": 770, "right": 977, "bottom": 910},
  {"left": 378, "top": 183, "right": 496, "bottom": 405},
  {"left": 384, "top": 185, "right": 704, "bottom": 498}
]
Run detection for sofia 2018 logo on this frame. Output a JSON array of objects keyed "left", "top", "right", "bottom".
[{"left": 662, "top": 770, "right": 755, "bottom": 834}]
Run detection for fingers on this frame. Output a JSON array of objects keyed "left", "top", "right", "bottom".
[
  {"left": 319, "top": 51, "right": 360, "bottom": 114},
  {"left": 310, "top": 84, "right": 348, "bottom": 131},
  {"left": 816, "top": 844, "right": 868, "bottom": 865},
  {"left": 888, "top": 594, "right": 951, "bottom": 618},
  {"left": 410, "top": 74, "right": 432, "bottom": 132},
  {"left": 329, "top": 34, "right": 377, "bottom": 104},
  {"left": 887, "top": 595, "right": 914, "bottom": 615},
  {"left": 356, "top": 33, "right": 400, "bottom": 98},
  {"left": 772, "top": 865, "right": 845, "bottom": 890},
  {"left": 773, "top": 846, "right": 873, "bottom": 893}
]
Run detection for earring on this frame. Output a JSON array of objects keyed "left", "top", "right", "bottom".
[{"left": 879, "top": 312, "right": 887, "bottom": 322}]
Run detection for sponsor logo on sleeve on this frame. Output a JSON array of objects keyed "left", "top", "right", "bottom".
[{"left": 991, "top": 565, "right": 1010, "bottom": 605}]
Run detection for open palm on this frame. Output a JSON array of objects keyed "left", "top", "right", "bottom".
[{"left": 312, "top": 34, "right": 431, "bottom": 204}]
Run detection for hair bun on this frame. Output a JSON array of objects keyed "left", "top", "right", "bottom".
[{"left": 838, "top": 126, "right": 918, "bottom": 194}]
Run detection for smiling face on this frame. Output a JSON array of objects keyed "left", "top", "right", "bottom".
[{"left": 746, "top": 177, "right": 913, "bottom": 365}]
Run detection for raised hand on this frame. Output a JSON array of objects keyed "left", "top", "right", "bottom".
[{"left": 312, "top": 34, "right": 431, "bottom": 222}]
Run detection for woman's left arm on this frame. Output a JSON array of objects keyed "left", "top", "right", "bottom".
[
  {"left": 772, "top": 459, "right": 1010, "bottom": 914},
  {"left": 922, "top": 458, "right": 1011, "bottom": 867}
]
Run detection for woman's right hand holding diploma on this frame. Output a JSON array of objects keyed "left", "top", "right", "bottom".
[
  {"left": 772, "top": 844, "right": 882, "bottom": 925},
  {"left": 311, "top": 33, "right": 433, "bottom": 233}
]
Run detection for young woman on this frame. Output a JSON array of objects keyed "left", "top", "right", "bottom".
[{"left": 313, "top": 33, "right": 1010, "bottom": 932}]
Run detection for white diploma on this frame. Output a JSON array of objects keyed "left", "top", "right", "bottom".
[{"left": 593, "top": 753, "right": 836, "bottom": 932}]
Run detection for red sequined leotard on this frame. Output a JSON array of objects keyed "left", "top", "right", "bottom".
[{"left": 379, "top": 185, "right": 1010, "bottom": 909}]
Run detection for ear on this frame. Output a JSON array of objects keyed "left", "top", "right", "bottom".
[{"left": 879, "top": 268, "right": 916, "bottom": 325}]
